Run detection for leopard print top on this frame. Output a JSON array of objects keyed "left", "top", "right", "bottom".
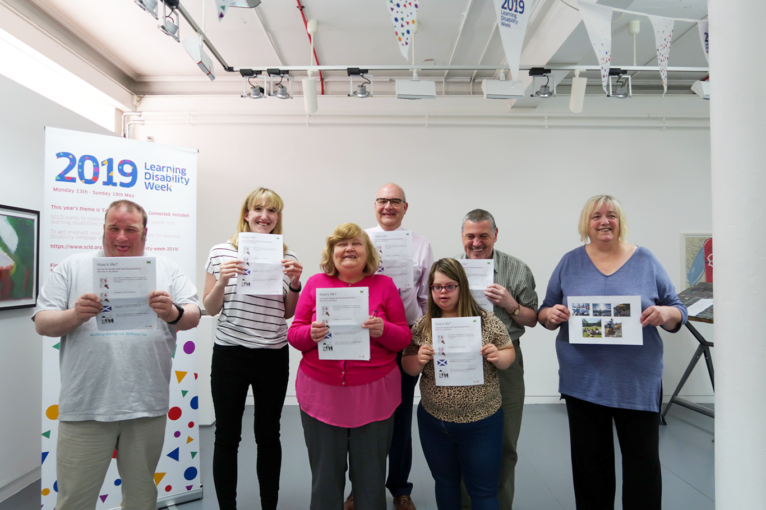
[{"left": 404, "top": 311, "right": 512, "bottom": 423}]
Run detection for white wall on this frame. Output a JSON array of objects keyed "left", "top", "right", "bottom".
[
  {"left": 0, "top": 74, "right": 113, "bottom": 501},
  {"left": 135, "top": 93, "right": 715, "bottom": 405}
]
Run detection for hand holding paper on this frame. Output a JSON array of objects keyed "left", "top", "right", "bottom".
[
  {"left": 640, "top": 305, "right": 674, "bottom": 328},
  {"left": 282, "top": 258, "right": 303, "bottom": 287},
  {"left": 217, "top": 259, "right": 244, "bottom": 288},
  {"left": 545, "top": 304, "right": 571, "bottom": 327},
  {"left": 362, "top": 316, "right": 384, "bottom": 338},
  {"left": 310, "top": 321, "right": 329, "bottom": 343},
  {"left": 485, "top": 283, "right": 515, "bottom": 311},
  {"left": 75, "top": 293, "right": 102, "bottom": 323},
  {"left": 417, "top": 344, "right": 434, "bottom": 366},
  {"left": 481, "top": 343, "right": 500, "bottom": 363},
  {"left": 149, "top": 290, "right": 175, "bottom": 322}
]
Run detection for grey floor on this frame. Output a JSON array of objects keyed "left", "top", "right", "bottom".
[{"left": 1, "top": 403, "right": 714, "bottom": 510}]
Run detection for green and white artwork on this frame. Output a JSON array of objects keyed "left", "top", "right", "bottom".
[{"left": 0, "top": 205, "right": 39, "bottom": 309}]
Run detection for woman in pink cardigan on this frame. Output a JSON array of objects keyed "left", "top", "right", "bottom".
[{"left": 288, "top": 223, "right": 411, "bottom": 510}]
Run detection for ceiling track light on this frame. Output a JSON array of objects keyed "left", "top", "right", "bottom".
[
  {"left": 347, "top": 68, "right": 373, "bottom": 98},
  {"left": 530, "top": 68, "right": 555, "bottom": 98},
  {"left": 135, "top": 0, "right": 159, "bottom": 20},
  {"left": 158, "top": 0, "right": 180, "bottom": 42},
  {"left": 608, "top": 69, "right": 632, "bottom": 99},
  {"left": 240, "top": 70, "right": 265, "bottom": 99},
  {"left": 267, "top": 70, "right": 292, "bottom": 99}
]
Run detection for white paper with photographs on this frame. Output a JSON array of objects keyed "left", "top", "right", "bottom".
[
  {"left": 236, "top": 232, "right": 284, "bottom": 296},
  {"left": 567, "top": 295, "right": 642, "bottom": 345},
  {"left": 316, "top": 287, "right": 370, "bottom": 360}
]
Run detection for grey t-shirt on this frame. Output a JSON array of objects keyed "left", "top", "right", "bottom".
[{"left": 33, "top": 251, "right": 200, "bottom": 422}]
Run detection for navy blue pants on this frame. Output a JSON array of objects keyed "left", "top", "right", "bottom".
[
  {"left": 385, "top": 351, "right": 420, "bottom": 498},
  {"left": 418, "top": 404, "right": 504, "bottom": 510}
]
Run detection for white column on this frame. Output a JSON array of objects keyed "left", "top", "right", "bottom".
[{"left": 709, "top": 1, "right": 766, "bottom": 508}]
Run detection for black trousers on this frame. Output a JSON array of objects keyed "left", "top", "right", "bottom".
[
  {"left": 564, "top": 395, "right": 662, "bottom": 510},
  {"left": 211, "top": 344, "right": 290, "bottom": 510},
  {"left": 386, "top": 350, "right": 420, "bottom": 498}
]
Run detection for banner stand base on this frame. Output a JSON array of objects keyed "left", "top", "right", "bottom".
[{"left": 157, "top": 488, "right": 203, "bottom": 509}]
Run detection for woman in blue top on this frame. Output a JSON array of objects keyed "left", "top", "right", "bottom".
[{"left": 538, "top": 195, "right": 687, "bottom": 510}]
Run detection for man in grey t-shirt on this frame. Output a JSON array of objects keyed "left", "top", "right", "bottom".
[{"left": 33, "top": 200, "right": 200, "bottom": 510}]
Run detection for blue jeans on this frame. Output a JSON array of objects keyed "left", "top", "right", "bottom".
[{"left": 417, "top": 404, "right": 504, "bottom": 510}]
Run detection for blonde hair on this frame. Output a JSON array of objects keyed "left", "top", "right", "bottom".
[
  {"left": 578, "top": 195, "right": 628, "bottom": 242},
  {"left": 229, "top": 188, "right": 288, "bottom": 254},
  {"left": 422, "top": 258, "right": 485, "bottom": 340},
  {"left": 319, "top": 223, "right": 380, "bottom": 276}
]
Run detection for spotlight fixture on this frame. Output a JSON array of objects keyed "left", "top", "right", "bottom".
[
  {"left": 691, "top": 80, "right": 710, "bottom": 100},
  {"left": 347, "top": 68, "right": 373, "bottom": 98},
  {"left": 158, "top": 0, "right": 180, "bottom": 42},
  {"left": 135, "top": 0, "right": 158, "bottom": 19},
  {"left": 607, "top": 69, "right": 632, "bottom": 98},
  {"left": 396, "top": 70, "right": 436, "bottom": 100},
  {"left": 529, "top": 68, "right": 555, "bottom": 98},
  {"left": 240, "top": 70, "right": 265, "bottom": 99},
  {"left": 481, "top": 70, "right": 524, "bottom": 99},
  {"left": 267, "top": 70, "right": 293, "bottom": 99},
  {"left": 182, "top": 37, "right": 215, "bottom": 80}
]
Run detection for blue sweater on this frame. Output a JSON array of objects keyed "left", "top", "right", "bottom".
[{"left": 540, "top": 246, "right": 688, "bottom": 412}]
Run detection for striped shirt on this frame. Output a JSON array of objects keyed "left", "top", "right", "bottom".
[
  {"left": 205, "top": 242, "right": 297, "bottom": 349},
  {"left": 459, "top": 249, "right": 538, "bottom": 343}
]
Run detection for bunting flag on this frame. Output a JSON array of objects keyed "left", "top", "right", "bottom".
[
  {"left": 386, "top": 1, "right": 419, "bottom": 60},
  {"left": 648, "top": 16, "right": 674, "bottom": 94},
  {"left": 698, "top": 20, "right": 709, "bottom": 62},
  {"left": 216, "top": 0, "right": 255, "bottom": 21},
  {"left": 491, "top": 0, "right": 536, "bottom": 81},
  {"left": 579, "top": 2, "right": 613, "bottom": 93}
]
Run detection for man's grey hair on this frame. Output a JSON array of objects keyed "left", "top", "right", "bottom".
[{"left": 461, "top": 209, "right": 497, "bottom": 232}]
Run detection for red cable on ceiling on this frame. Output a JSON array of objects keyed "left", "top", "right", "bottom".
[{"left": 297, "top": 1, "right": 325, "bottom": 95}]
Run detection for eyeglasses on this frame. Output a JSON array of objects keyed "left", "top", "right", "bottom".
[
  {"left": 430, "top": 284, "right": 459, "bottom": 293},
  {"left": 375, "top": 198, "right": 404, "bottom": 207}
]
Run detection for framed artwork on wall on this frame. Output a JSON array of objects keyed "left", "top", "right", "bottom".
[
  {"left": 0, "top": 204, "right": 40, "bottom": 310},
  {"left": 680, "top": 233, "right": 713, "bottom": 290}
]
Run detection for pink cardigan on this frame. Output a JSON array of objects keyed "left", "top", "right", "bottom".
[{"left": 288, "top": 273, "right": 412, "bottom": 386}]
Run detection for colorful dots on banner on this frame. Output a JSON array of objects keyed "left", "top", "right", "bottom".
[
  {"left": 175, "top": 371, "right": 187, "bottom": 384},
  {"left": 174, "top": 431, "right": 181, "bottom": 438},
  {"left": 45, "top": 405, "right": 59, "bottom": 420},
  {"left": 187, "top": 436, "right": 194, "bottom": 444},
  {"left": 41, "top": 489, "right": 50, "bottom": 496},
  {"left": 167, "top": 447, "right": 180, "bottom": 462},
  {"left": 52, "top": 343, "right": 60, "bottom": 350},
  {"left": 186, "top": 485, "right": 194, "bottom": 491},
  {"left": 194, "top": 373, "right": 198, "bottom": 380},
  {"left": 114, "top": 479, "right": 122, "bottom": 486},
  {"left": 191, "top": 452, "right": 198, "bottom": 459},
  {"left": 184, "top": 467, "right": 198, "bottom": 481},
  {"left": 42, "top": 452, "right": 49, "bottom": 464},
  {"left": 183, "top": 341, "right": 195, "bottom": 355},
  {"left": 168, "top": 407, "right": 182, "bottom": 420},
  {"left": 165, "top": 485, "right": 173, "bottom": 492},
  {"left": 42, "top": 430, "right": 50, "bottom": 439},
  {"left": 99, "top": 495, "right": 108, "bottom": 503},
  {"left": 154, "top": 473, "right": 166, "bottom": 486},
  {"left": 113, "top": 449, "right": 118, "bottom": 459},
  {"left": 190, "top": 396, "right": 199, "bottom": 410},
  {"left": 188, "top": 421, "right": 195, "bottom": 429},
  {"left": 53, "top": 481, "right": 57, "bottom": 492},
  {"left": 181, "top": 390, "right": 188, "bottom": 398}
]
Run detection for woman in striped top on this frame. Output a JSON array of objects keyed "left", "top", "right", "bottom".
[{"left": 203, "top": 188, "right": 303, "bottom": 510}]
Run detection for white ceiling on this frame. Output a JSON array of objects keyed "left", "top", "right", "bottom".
[{"left": 13, "top": 0, "right": 709, "bottom": 97}]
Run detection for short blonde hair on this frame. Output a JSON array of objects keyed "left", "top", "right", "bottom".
[
  {"left": 578, "top": 195, "right": 628, "bottom": 242},
  {"left": 320, "top": 223, "right": 380, "bottom": 276},
  {"left": 228, "top": 188, "right": 287, "bottom": 254}
]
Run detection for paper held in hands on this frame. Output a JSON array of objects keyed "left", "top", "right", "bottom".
[
  {"left": 317, "top": 287, "right": 370, "bottom": 361},
  {"left": 567, "top": 296, "right": 643, "bottom": 345},
  {"left": 432, "top": 317, "right": 484, "bottom": 386},
  {"left": 457, "top": 259, "right": 495, "bottom": 312},
  {"left": 237, "top": 232, "right": 284, "bottom": 296},
  {"left": 369, "top": 230, "right": 414, "bottom": 290},
  {"left": 93, "top": 257, "right": 157, "bottom": 331}
]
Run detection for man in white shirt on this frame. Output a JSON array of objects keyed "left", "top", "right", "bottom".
[{"left": 345, "top": 183, "right": 432, "bottom": 510}]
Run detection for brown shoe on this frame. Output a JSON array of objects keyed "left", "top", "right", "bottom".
[
  {"left": 394, "top": 495, "right": 416, "bottom": 510},
  {"left": 343, "top": 493, "right": 354, "bottom": 510}
]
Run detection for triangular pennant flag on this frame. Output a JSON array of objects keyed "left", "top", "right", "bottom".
[
  {"left": 191, "top": 451, "right": 198, "bottom": 459},
  {"left": 99, "top": 495, "right": 108, "bottom": 503},
  {"left": 167, "top": 447, "right": 180, "bottom": 462},
  {"left": 492, "top": 0, "right": 536, "bottom": 81},
  {"left": 698, "top": 21, "right": 709, "bottom": 63},
  {"left": 52, "top": 343, "right": 60, "bottom": 350},
  {"left": 42, "top": 452, "right": 49, "bottom": 464},
  {"left": 154, "top": 472, "right": 166, "bottom": 486},
  {"left": 42, "top": 430, "right": 50, "bottom": 439},
  {"left": 187, "top": 436, "right": 194, "bottom": 444},
  {"left": 175, "top": 371, "right": 187, "bottom": 384},
  {"left": 182, "top": 390, "right": 188, "bottom": 397},
  {"left": 215, "top": 0, "right": 254, "bottom": 20},
  {"left": 579, "top": 2, "right": 613, "bottom": 93},
  {"left": 648, "top": 15, "right": 674, "bottom": 95},
  {"left": 386, "top": 0, "right": 419, "bottom": 60}
]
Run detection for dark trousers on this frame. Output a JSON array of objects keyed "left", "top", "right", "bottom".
[
  {"left": 211, "top": 344, "right": 290, "bottom": 510},
  {"left": 418, "top": 404, "right": 504, "bottom": 510},
  {"left": 301, "top": 409, "right": 395, "bottom": 510},
  {"left": 564, "top": 394, "right": 662, "bottom": 510},
  {"left": 386, "top": 350, "right": 420, "bottom": 498}
]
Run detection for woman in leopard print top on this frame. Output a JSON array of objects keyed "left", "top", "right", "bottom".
[{"left": 403, "top": 258, "right": 514, "bottom": 510}]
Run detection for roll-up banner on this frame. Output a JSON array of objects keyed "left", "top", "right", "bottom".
[{"left": 40, "top": 127, "right": 201, "bottom": 509}]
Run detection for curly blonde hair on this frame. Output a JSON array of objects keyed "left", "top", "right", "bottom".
[{"left": 319, "top": 223, "right": 379, "bottom": 276}]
